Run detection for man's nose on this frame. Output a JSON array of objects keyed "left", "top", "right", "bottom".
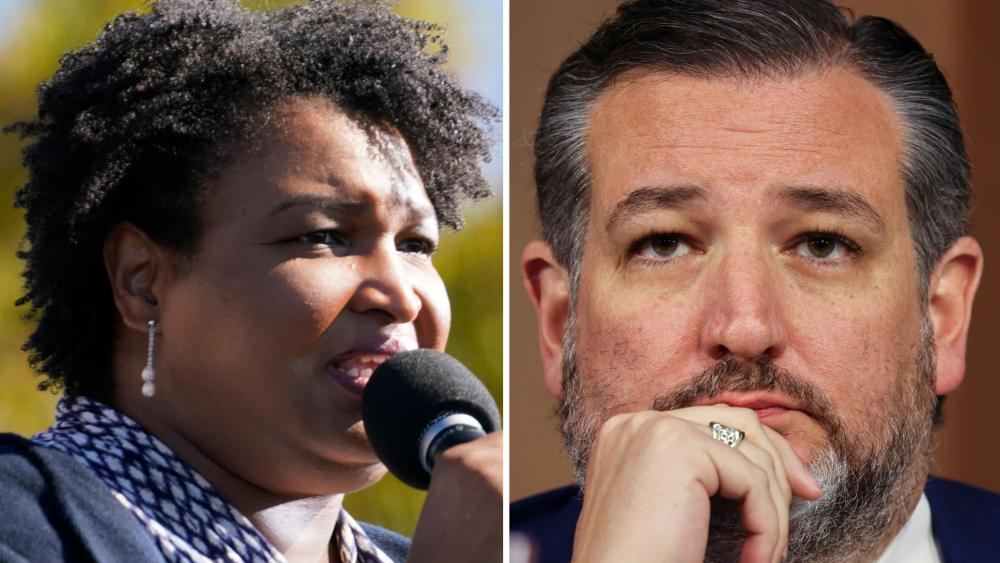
[
  {"left": 700, "top": 247, "right": 787, "bottom": 361},
  {"left": 349, "top": 243, "right": 422, "bottom": 323}
]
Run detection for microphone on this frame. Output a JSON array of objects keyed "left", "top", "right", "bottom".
[{"left": 362, "top": 349, "right": 500, "bottom": 490}]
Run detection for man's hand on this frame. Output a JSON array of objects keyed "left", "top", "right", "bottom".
[
  {"left": 407, "top": 431, "right": 502, "bottom": 563},
  {"left": 572, "top": 407, "right": 822, "bottom": 563}
]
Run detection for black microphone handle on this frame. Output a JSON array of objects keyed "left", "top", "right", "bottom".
[{"left": 419, "top": 412, "right": 487, "bottom": 473}]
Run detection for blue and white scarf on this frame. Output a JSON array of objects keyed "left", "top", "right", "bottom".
[{"left": 33, "top": 397, "right": 392, "bottom": 563}]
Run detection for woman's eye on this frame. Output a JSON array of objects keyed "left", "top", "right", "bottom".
[
  {"left": 792, "top": 234, "right": 857, "bottom": 261},
  {"left": 397, "top": 237, "right": 437, "bottom": 256},
  {"left": 298, "top": 230, "right": 348, "bottom": 248},
  {"left": 634, "top": 234, "right": 692, "bottom": 261}
]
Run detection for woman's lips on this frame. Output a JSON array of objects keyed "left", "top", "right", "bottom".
[{"left": 326, "top": 337, "right": 417, "bottom": 400}]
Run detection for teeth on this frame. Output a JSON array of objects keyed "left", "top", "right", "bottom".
[{"left": 333, "top": 353, "right": 395, "bottom": 375}]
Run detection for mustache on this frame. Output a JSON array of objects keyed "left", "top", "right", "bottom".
[{"left": 650, "top": 357, "right": 843, "bottom": 438}]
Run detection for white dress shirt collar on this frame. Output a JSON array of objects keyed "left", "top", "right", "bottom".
[{"left": 874, "top": 494, "right": 940, "bottom": 563}]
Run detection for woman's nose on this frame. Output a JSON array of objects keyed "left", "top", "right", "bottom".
[{"left": 349, "top": 245, "right": 422, "bottom": 323}]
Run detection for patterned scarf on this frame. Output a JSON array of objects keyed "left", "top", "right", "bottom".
[{"left": 33, "top": 396, "right": 393, "bottom": 563}]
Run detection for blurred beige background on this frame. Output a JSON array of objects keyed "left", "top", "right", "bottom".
[{"left": 511, "top": 0, "right": 1000, "bottom": 500}]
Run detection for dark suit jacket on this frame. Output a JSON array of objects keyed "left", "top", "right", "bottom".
[
  {"left": 512, "top": 477, "right": 1000, "bottom": 562},
  {"left": 0, "top": 433, "right": 409, "bottom": 562}
]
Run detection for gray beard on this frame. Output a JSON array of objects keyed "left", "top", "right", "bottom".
[{"left": 558, "top": 322, "right": 937, "bottom": 562}]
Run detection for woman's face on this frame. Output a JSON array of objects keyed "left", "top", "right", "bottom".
[{"left": 150, "top": 98, "right": 449, "bottom": 496}]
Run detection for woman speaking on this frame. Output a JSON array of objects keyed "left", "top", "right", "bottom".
[{"left": 0, "top": 1, "right": 501, "bottom": 561}]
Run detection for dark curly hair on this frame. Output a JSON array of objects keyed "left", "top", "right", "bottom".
[{"left": 7, "top": 0, "right": 497, "bottom": 400}]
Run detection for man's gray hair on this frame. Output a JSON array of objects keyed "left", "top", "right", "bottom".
[{"left": 534, "top": 0, "right": 970, "bottom": 296}]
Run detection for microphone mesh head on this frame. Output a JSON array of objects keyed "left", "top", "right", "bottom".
[{"left": 362, "top": 349, "right": 500, "bottom": 490}]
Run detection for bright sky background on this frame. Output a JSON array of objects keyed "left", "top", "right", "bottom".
[
  {"left": 445, "top": 0, "right": 502, "bottom": 193},
  {"left": 0, "top": 0, "right": 27, "bottom": 39}
]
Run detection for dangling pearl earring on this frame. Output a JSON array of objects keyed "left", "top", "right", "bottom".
[{"left": 141, "top": 319, "right": 156, "bottom": 398}]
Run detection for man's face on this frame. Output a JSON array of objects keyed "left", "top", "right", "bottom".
[
  {"left": 566, "top": 67, "right": 933, "bottom": 475},
  {"left": 543, "top": 68, "right": 949, "bottom": 559}
]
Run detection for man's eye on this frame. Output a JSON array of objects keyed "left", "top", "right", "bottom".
[
  {"left": 792, "top": 233, "right": 858, "bottom": 261},
  {"left": 634, "top": 234, "right": 692, "bottom": 261},
  {"left": 298, "top": 230, "right": 348, "bottom": 248},
  {"left": 397, "top": 237, "right": 437, "bottom": 256}
]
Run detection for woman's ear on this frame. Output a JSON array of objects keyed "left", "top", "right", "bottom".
[
  {"left": 103, "top": 223, "right": 169, "bottom": 332},
  {"left": 927, "top": 236, "right": 984, "bottom": 396},
  {"left": 522, "top": 240, "right": 572, "bottom": 400}
]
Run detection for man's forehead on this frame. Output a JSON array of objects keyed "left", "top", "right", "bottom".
[
  {"left": 585, "top": 68, "right": 906, "bottom": 220},
  {"left": 590, "top": 68, "right": 898, "bottom": 140}
]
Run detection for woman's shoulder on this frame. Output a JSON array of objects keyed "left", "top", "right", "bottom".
[
  {"left": 0, "top": 432, "right": 103, "bottom": 503},
  {"left": 0, "top": 432, "right": 165, "bottom": 562}
]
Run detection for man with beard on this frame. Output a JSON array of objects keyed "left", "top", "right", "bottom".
[{"left": 512, "top": 0, "right": 997, "bottom": 561}]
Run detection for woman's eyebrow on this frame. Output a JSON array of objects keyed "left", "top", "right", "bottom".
[
  {"left": 268, "top": 193, "right": 369, "bottom": 217},
  {"left": 268, "top": 192, "right": 438, "bottom": 227}
]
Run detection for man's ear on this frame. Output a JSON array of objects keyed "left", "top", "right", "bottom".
[
  {"left": 103, "top": 223, "right": 170, "bottom": 332},
  {"left": 927, "top": 235, "right": 983, "bottom": 396},
  {"left": 522, "top": 240, "right": 572, "bottom": 400}
]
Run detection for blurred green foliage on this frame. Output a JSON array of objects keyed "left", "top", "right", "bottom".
[{"left": 0, "top": 0, "right": 500, "bottom": 539}]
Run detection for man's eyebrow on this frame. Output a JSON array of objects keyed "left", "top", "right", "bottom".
[
  {"left": 605, "top": 185, "right": 707, "bottom": 233},
  {"left": 775, "top": 186, "right": 886, "bottom": 233}
]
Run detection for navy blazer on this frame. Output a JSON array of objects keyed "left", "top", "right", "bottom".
[
  {"left": 512, "top": 477, "right": 1000, "bottom": 562},
  {"left": 0, "top": 433, "right": 410, "bottom": 562}
]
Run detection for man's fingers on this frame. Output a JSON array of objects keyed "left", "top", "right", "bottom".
[
  {"left": 669, "top": 406, "right": 802, "bottom": 562},
  {"left": 578, "top": 410, "right": 806, "bottom": 563},
  {"left": 703, "top": 440, "right": 784, "bottom": 563},
  {"left": 576, "top": 411, "right": 792, "bottom": 562},
  {"left": 672, "top": 405, "right": 817, "bottom": 503},
  {"left": 729, "top": 440, "right": 789, "bottom": 563},
  {"left": 761, "top": 425, "right": 822, "bottom": 500}
]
